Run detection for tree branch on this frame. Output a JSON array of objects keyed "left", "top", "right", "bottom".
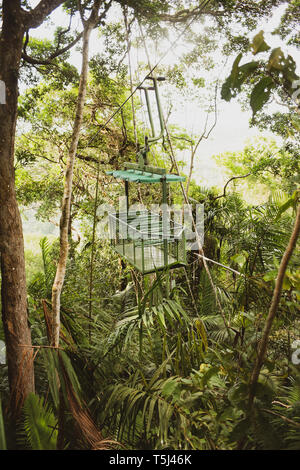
[
  {"left": 24, "top": 0, "right": 65, "bottom": 30},
  {"left": 213, "top": 173, "right": 251, "bottom": 201},
  {"left": 22, "top": 31, "right": 84, "bottom": 65},
  {"left": 77, "top": 0, "right": 85, "bottom": 24},
  {"left": 22, "top": 0, "right": 113, "bottom": 66},
  {"left": 155, "top": 6, "right": 225, "bottom": 23},
  {"left": 186, "top": 83, "right": 218, "bottom": 196}
]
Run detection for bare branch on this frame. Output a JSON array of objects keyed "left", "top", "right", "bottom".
[
  {"left": 77, "top": 0, "right": 85, "bottom": 24},
  {"left": 186, "top": 83, "right": 218, "bottom": 196},
  {"left": 213, "top": 173, "right": 251, "bottom": 201}
]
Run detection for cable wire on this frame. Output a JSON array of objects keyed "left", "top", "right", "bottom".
[{"left": 78, "top": 0, "right": 214, "bottom": 152}]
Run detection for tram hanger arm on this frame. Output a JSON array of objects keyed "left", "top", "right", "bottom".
[{"left": 138, "top": 76, "right": 166, "bottom": 143}]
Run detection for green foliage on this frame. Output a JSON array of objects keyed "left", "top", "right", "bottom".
[
  {"left": 20, "top": 188, "right": 299, "bottom": 449},
  {"left": 20, "top": 394, "right": 58, "bottom": 450},
  {"left": 21, "top": 35, "right": 79, "bottom": 88},
  {"left": 251, "top": 111, "right": 300, "bottom": 140},
  {"left": 24, "top": 234, "right": 45, "bottom": 285},
  {"left": 214, "top": 136, "right": 300, "bottom": 194},
  {"left": 222, "top": 31, "right": 299, "bottom": 115},
  {"left": 16, "top": 167, "right": 63, "bottom": 220},
  {"left": 27, "top": 237, "right": 57, "bottom": 301},
  {"left": 221, "top": 53, "right": 259, "bottom": 101},
  {"left": 4, "top": 0, "right": 299, "bottom": 451},
  {"left": 273, "top": 0, "right": 300, "bottom": 47}
]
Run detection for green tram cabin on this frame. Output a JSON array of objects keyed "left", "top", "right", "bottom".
[{"left": 107, "top": 162, "right": 187, "bottom": 275}]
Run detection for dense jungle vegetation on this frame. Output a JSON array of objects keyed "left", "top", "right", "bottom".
[{"left": 0, "top": 0, "right": 299, "bottom": 451}]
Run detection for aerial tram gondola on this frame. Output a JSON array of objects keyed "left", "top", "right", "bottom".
[{"left": 107, "top": 76, "right": 187, "bottom": 274}]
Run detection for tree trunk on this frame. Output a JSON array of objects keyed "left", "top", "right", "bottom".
[
  {"left": 51, "top": 23, "right": 94, "bottom": 347},
  {"left": 0, "top": 1, "right": 35, "bottom": 416}
]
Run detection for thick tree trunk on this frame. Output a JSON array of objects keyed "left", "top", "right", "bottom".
[
  {"left": 0, "top": 1, "right": 35, "bottom": 415},
  {"left": 0, "top": 0, "right": 66, "bottom": 417},
  {"left": 51, "top": 24, "right": 94, "bottom": 347}
]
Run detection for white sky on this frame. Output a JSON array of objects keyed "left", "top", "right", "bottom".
[{"left": 28, "top": 2, "right": 299, "bottom": 188}]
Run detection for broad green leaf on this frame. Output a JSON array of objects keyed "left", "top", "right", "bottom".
[
  {"left": 238, "top": 60, "right": 259, "bottom": 78},
  {"left": 255, "top": 379, "right": 276, "bottom": 402},
  {"left": 231, "top": 52, "right": 243, "bottom": 82},
  {"left": 221, "top": 75, "right": 234, "bottom": 101},
  {"left": 221, "top": 57, "right": 259, "bottom": 101},
  {"left": 221, "top": 53, "right": 243, "bottom": 101},
  {"left": 267, "top": 50, "right": 299, "bottom": 90},
  {"left": 267, "top": 47, "right": 285, "bottom": 71},
  {"left": 251, "top": 31, "right": 270, "bottom": 55},
  {"left": 282, "top": 55, "right": 299, "bottom": 87},
  {"left": 250, "top": 76, "right": 275, "bottom": 115}
]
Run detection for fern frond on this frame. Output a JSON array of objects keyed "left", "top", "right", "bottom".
[{"left": 22, "top": 393, "right": 58, "bottom": 450}]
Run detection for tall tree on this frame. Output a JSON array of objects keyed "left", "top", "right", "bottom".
[
  {"left": 0, "top": 0, "right": 65, "bottom": 416},
  {"left": 51, "top": 0, "right": 111, "bottom": 347}
]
